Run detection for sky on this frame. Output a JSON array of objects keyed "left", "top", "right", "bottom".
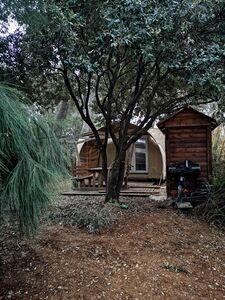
[
  {"left": 0, "top": 18, "right": 19, "bottom": 36},
  {"left": 8, "top": 19, "right": 18, "bottom": 33}
]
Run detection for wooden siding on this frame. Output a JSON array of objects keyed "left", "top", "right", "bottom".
[
  {"left": 163, "top": 111, "right": 211, "bottom": 127},
  {"left": 166, "top": 127, "right": 210, "bottom": 196},
  {"left": 158, "top": 107, "right": 217, "bottom": 197},
  {"left": 167, "top": 127, "right": 208, "bottom": 176}
]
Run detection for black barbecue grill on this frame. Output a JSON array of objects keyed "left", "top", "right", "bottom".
[
  {"left": 167, "top": 160, "right": 210, "bottom": 210},
  {"left": 168, "top": 160, "right": 201, "bottom": 177}
]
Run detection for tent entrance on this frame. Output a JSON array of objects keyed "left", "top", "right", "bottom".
[{"left": 80, "top": 140, "right": 100, "bottom": 168}]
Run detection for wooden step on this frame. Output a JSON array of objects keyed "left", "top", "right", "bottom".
[{"left": 62, "top": 191, "right": 150, "bottom": 197}]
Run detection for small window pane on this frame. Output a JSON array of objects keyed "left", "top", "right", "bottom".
[
  {"left": 136, "top": 152, "right": 146, "bottom": 171},
  {"left": 135, "top": 138, "right": 146, "bottom": 149}
]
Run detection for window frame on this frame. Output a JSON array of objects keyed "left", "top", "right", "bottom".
[{"left": 131, "top": 136, "right": 148, "bottom": 173}]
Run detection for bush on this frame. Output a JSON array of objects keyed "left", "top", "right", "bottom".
[
  {"left": 212, "top": 125, "right": 225, "bottom": 187},
  {"left": 50, "top": 203, "right": 115, "bottom": 233},
  {"left": 199, "top": 189, "right": 225, "bottom": 227},
  {"left": 195, "top": 126, "right": 225, "bottom": 227},
  {"left": 0, "top": 83, "right": 68, "bottom": 235}
]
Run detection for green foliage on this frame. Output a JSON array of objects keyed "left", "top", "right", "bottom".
[
  {"left": 199, "top": 189, "right": 225, "bottom": 227},
  {"left": 50, "top": 203, "right": 114, "bottom": 233},
  {"left": 162, "top": 262, "right": 188, "bottom": 274},
  {"left": 2, "top": 0, "right": 225, "bottom": 201},
  {"left": 71, "top": 205, "right": 114, "bottom": 233},
  {"left": 45, "top": 101, "right": 83, "bottom": 167},
  {"left": 212, "top": 126, "right": 225, "bottom": 189},
  {"left": 0, "top": 27, "right": 72, "bottom": 110},
  {"left": 195, "top": 127, "right": 225, "bottom": 228},
  {"left": 52, "top": 110, "right": 83, "bottom": 141},
  {"left": 2, "top": 0, "right": 225, "bottom": 114},
  {"left": 0, "top": 83, "right": 68, "bottom": 235}
]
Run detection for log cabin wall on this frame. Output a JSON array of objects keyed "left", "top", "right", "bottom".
[{"left": 158, "top": 107, "right": 217, "bottom": 197}]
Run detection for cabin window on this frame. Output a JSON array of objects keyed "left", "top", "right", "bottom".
[{"left": 132, "top": 137, "right": 148, "bottom": 172}]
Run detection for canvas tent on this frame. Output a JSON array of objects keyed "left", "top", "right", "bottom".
[{"left": 77, "top": 124, "right": 166, "bottom": 182}]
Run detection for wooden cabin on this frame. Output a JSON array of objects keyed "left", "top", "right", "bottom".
[{"left": 158, "top": 107, "right": 218, "bottom": 197}]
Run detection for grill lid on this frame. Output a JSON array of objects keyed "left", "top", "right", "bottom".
[{"left": 168, "top": 160, "right": 201, "bottom": 176}]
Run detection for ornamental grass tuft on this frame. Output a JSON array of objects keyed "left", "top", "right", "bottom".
[{"left": 0, "top": 83, "right": 68, "bottom": 235}]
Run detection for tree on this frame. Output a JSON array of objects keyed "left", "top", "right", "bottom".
[
  {"left": 0, "top": 28, "right": 83, "bottom": 147},
  {"left": 0, "top": 30, "right": 69, "bottom": 109},
  {"left": 0, "top": 83, "right": 68, "bottom": 234},
  {"left": 2, "top": 0, "right": 225, "bottom": 202}
]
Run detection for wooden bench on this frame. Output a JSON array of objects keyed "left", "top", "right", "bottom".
[{"left": 73, "top": 163, "right": 93, "bottom": 188}]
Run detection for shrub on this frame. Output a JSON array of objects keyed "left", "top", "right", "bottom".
[
  {"left": 195, "top": 126, "right": 225, "bottom": 227},
  {"left": 50, "top": 203, "right": 115, "bottom": 233},
  {"left": 0, "top": 83, "right": 68, "bottom": 235},
  {"left": 212, "top": 125, "right": 225, "bottom": 188}
]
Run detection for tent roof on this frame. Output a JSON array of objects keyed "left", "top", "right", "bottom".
[
  {"left": 79, "top": 123, "right": 149, "bottom": 138},
  {"left": 80, "top": 122, "right": 92, "bottom": 136}
]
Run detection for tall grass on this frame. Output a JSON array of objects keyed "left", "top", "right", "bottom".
[
  {"left": 212, "top": 125, "right": 225, "bottom": 189},
  {"left": 0, "top": 83, "right": 68, "bottom": 235},
  {"left": 200, "top": 125, "right": 225, "bottom": 227}
]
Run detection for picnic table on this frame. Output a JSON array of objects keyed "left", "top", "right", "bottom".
[{"left": 88, "top": 167, "right": 104, "bottom": 188}]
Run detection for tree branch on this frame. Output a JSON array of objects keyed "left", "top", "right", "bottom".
[{"left": 63, "top": 70, "right": 102, "bottom": 148}]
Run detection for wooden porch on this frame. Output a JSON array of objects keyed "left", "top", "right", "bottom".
[{"left": 63, "top": 181, "right": 166, "bottom": 200}]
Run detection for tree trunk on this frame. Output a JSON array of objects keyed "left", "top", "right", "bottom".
[
  {"left": 56, "top": 100, "right": 69, "bottom": 120},
  {"left": 100, "top": 145, "right": 108, "bottom": 185},
  {"left": 105, "top": 150, "right": 126, "bottom": 203},
  {"left": 55, "top": 100, "right": 69, "bottom": 137}
]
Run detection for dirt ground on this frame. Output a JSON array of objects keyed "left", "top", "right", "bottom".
[{"left": 0, "top": 195, "right": 225, "bottom": 300}]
